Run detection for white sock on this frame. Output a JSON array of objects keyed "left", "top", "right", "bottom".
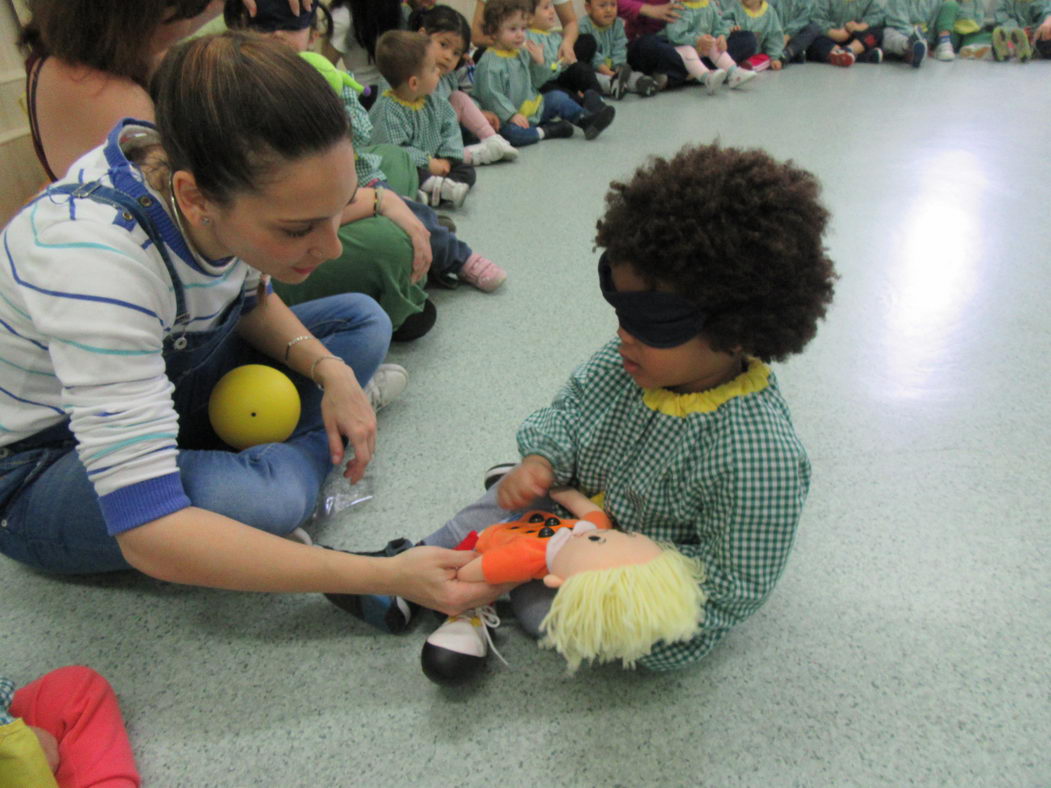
[{"left": 537, "top": 128, "right": 546, "bottom": 140}]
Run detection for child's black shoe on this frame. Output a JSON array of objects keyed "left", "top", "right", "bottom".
[
  {"left": 539, "top": 119, "right": 574, "bottom": 140},
  {"left": 578, "top": 103, "right": 616, "bottom": 141}
]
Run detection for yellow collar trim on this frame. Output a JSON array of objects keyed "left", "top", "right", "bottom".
[
  {"left": 742, "top": 1, "right": 769, "bottom": 17},
  {"left": 383, "top": 88, "right": 425, "bottom": 110},
  {"left": 528, "top": 27, "right": 552, "bottom": 35},
  {"left": 490, "top": 47, "right": 521, "bottom": 58},
  {"left": 641, "top": 357, "right": 770, "bottom": 417},
  {"left": 683, "top": 0, "right": 710, "bottom": 8}
]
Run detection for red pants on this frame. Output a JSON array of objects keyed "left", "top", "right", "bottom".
[{"left": 10, "top": 666, "right": 140, "bottom": 788}]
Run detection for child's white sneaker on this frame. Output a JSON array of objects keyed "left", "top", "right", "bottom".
[
  {"left": 485, "top": 133, "right": 518, "bottom": 162},
  {"left": 934, "top": 40, "right": 956, "bottom": 60},
  {"left": 459, "top": 253, "right": 507, "bottom": 292},
  {"left": 726, "top": 66, "right": 757, "bottom": 89},
  {"left": 439, "top": 178, "right": 469, "bottom": 208},
  {"left": 702, "top": 68, "right": 727, "bottom": 94},
  {"left": 463, "top": 139, "right": 502, "bottom": 165},
  {"left": 363, "top": 363, "right": 409, "bottom": 412}
]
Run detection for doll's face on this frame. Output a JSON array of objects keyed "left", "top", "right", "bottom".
[{"left": 548, "top": 529, "right": 663, "bottom": 584}]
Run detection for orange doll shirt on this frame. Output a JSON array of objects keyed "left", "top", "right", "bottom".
[{"left": 474, "top": 509, "right": 613, "bottom": 584}]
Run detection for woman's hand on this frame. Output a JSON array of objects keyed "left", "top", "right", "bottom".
[
  {"left": 388, "top": 546, "right": 517, "bottom": 614},
  {"left": 640, "top": 2, "right": 682, "bottom": 23},
  {"left": 379, "top": 190, "right": 432, "bottom": 283},
  {"left": 313, "top": 358, "right": 376, "bottom": 482},
  {"left": 496, "top": 455, "right": 554, "bottom": 510}
]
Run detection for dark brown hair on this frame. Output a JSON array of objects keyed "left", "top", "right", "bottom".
[
  {"left": 482, "top": 0, "right": 532, "bottom": 37},
  {"left": 150, "top": 31, "right": 349, "bottom": 204},
  {"left": 19, "top": 0, "right": 213, "bottom": 87},
  {"left": 375, "top": 30, "right": 431, "bottom": 89},
  {"left": 595, "top": 144, "right": 838, "bottom": 361}
]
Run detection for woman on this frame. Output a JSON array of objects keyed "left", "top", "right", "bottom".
[{"left": 0, "top": 32, "right": 503, "bottom": 614}]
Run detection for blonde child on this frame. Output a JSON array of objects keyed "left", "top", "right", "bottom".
[
  {"left": 411, "top": 5, "right": 519, "bottom": 166},
  {"left": 473, "top": 0, "right": 615, "bottom": 147},
  {"left": 370, "top": 31, "right": 475, "bottom": 208},
  {"left": 578, "top": 0, "right": 661, "bottom": 98},
  {"left": 724, "top": 0, "right": 787, "bottom": 69},
  {"left": 659, "top": 0, "right": 759, "bottom": 91}
]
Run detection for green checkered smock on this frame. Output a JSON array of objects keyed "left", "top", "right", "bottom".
[
  {"left": 661, "top": 0, "right": 731, "bottom": 45},
  {"left": 526, "top": 27, "right": 565, "bottom": 84},
  {"left": 473, "top": 48, "right": 553, "bottom": 123},
  {"left": 368, "top": 90, "right": 464, "bottom": 168},
  {"left": 812, "top": 0, "right": 886, "bottom": 30},
  {"left": 578, "top": 15, "right": 630, "bottom": 70},
  {"left": 340, "top": 85, "right": 386, "bottom": 186},
  {"left": 517, "top": 340, "right": 811, "bottom": 671},
  {"left": 724, "top": 1, "right": 786, "bottom": 59},
  {"left": 0, "top": 677, "right": 15, "bottom": 725}
]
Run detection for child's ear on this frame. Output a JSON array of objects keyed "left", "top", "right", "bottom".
[{"left": 543, "top": 573, "right": 564, "bottom": 589}]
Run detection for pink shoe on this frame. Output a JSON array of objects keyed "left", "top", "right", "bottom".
[{"left": 459, "top": 253, "right": 507, "bottom": 292}]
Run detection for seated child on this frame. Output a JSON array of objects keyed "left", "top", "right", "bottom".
[
  {"left": 808, "top": 0, "right": 887, "bottom": 65},
  {"left": 771, "top": 0, "right": 824, "bottom": 63},
  {"left": 337, "top": 143, "right": 838, "bottom": 680},
  {"left": 526, "top": 0, "right": 604, "bottom": 101},
  {"left": 473, "top": 0, "right": 616, "bottom": 147},
  {"left": 411, "top": 5, "right": 519, "bottom": 165},
  {"left": 659, "top": 0, "right": 759, "bottom": 92},
  {"left": 992, "top": 0, "right": 1051, "bottom": 61},
  {"left": 370, "top": 30, "right": 476, "bottom": 209},
  {"left": 578, "top": 0, "right": 660, "bottom": 98},
  {"left": 724, "top": 0, "right": 787, "bottom": 70}
]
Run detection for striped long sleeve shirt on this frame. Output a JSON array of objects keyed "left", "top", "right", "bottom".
[{"left": 0, "top": 120, "right": 265, "bottom": 535}]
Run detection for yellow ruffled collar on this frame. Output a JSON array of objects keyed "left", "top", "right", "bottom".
[
  {"left": 682, "top": 0, "right": 711, "bottom": 8},
  {"left": 641, "top": 357, "right": 770, "bottom": 417},
  {"left": 528, "top": 27, "right": 552, "bottom": 35},
  {"left": 383, "top": 88, "right": 425, "bottom": 109},
  {"left": 490, "top": 47, "right": 521, "bottom": 58},
  {"left": 742, "top": 1, "right": 769, "bottom": 17}
]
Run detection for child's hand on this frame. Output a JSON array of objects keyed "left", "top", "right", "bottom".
[
  {"left": 697, "top": 33, "right": 715, "bottom": 52},
  {"left": 496, "top": 456, "right": 554, "bottom": 510},
  {"left": 716, "top": 34, "right": 728, "bottom": 52},
  {"left": 598, "top": 64, "right": 616, "bottom": 76},
  {"left": 428, "top": 158, "right": 452, "bottom": 176},
  {"left": 510, "top": 113, "right": 530, "bottom": 128},
  {"left": 771, "top": 58, "right": 784, "bottom": 70},
  {"left": 481, "top": 109, "right": 501, "bottom": 132},
  {"left": 731, "top": 25, "right": 742, "bottom": 32},
  {"left": 525, "top": 40, "right": 545, "bottom": 64},
  {"left": 557, "top": 38, "right": 578, "bottom": 64}
]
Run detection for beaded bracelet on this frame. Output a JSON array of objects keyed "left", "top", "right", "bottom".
[
  {"left": 373, "top": 186, "right": 384, "bottom": 217},
  {"left": 284, "top": 334, "right": 317, "bottom": 361},
  {"left": 310, "top": 355, "right": 342, "bottom": 389}
]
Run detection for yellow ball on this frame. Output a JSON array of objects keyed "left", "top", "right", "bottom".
[{"left": 208, "top": 364, "right": 301, "bottom": 450}]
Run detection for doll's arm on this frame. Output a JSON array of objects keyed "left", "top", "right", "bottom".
[{"left": 457, "top": 554, "right": 487, "bottom": 583}]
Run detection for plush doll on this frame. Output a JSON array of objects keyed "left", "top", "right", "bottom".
[
  {"left": 298, "top": 51, "right": 369, "bottom": 96},
  {"left": 424, "top": 488, "right": 707, "bottom": 681}
]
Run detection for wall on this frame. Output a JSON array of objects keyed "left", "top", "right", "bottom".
[{"left": 0, "top": 0, "right": 45, "bottom": 227}]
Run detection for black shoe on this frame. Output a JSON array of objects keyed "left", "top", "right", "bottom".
[
  {"left": 579, "top": 103, "right": 615, "bottom": 141},
  {"left": 483, "top": 462, "right": 516, "bottom": 490},
  {"left": 857, "top": 46, "right": 883, "bottom": 63},
  {"left": 635, "top": 74, "right": 659, "bottom": 97},
  {"left": 581, "top": 88, "right": 606, "bottom": 114},
  {"left": 421, "top": 605, "right": 500, "bottom": 686},
  {"left": 427, "top": 268, "right": 460, "bottom": 290},
  {"left": 322, "top": 539, "right": 419, "bottom": 633},
  {"left": 391, "top": 299, "right": 436, "bottom": 341},
  {"left": 539, "top": 119, "right": 574, "bottom": 140}
]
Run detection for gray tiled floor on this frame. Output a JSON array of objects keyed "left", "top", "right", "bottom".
[{"left": 4, "top": 60, "right": 1049, "bottom": 786}]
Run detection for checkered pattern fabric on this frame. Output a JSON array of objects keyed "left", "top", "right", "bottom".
[
  {"left": 578, "top": 15, "right": 630, "bottom": 71},
  {"left": 340, "top": 86, "right": 386, "bottom": 186},
  {"left": 517, "top": 340, "right": 811, "bottom": 671},
  {"left": 368, "top": 91, "right": 464, "bottom": 169},
  {"left": 1, "top": 677, "right": 16, "bottom": 725}
]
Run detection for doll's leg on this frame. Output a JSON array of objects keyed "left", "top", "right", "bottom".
[
  {"left": 11, "top": 667, "right": 140, "bottom": 788},
  {"left": 508, "top": 581, "right": 557, "bottom": 638},
  {"left": 421, "top": 485, "right": 557, "bottom": 549}
]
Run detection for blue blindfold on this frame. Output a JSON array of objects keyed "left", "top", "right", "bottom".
[{"left": 598, "top": 254, "right": 707, "bottom": 348}]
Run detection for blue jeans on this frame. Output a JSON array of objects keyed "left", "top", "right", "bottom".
[
  {"left": 396, "top": 192, "right": 473, "bottom": 274},
  {"left": 0, "top": 294, "right": 391, "bottom": 574},
  {"left": 499, "top": 90, "right": 586, "bottom": 147}
]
